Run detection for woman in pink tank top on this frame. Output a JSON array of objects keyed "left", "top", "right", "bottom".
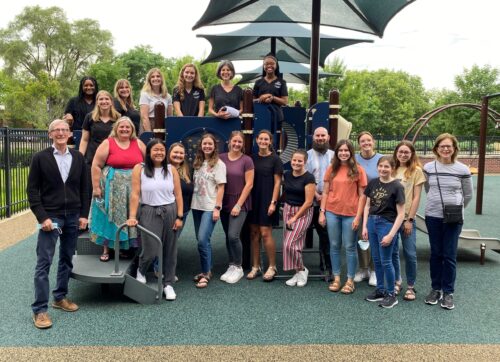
[{"left": 90, "top": 116, "right": 146, "bottom": 261}]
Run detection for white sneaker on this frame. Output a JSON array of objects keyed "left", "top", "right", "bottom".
[
  {"left": 296, "top": 267, "right": 309, "bottom": 287},
  {"left": 368, "top": 270, "right": 377, "bottom": 286},
  {"left": 353, "top": 268, "right": 369, "bottom": 283},
  {"left": 220, "top": 265, "right": 235, "bottom": 282},
  {"left": 226, "top": 266, "right": 244, "bottom": 284},
  {"left": 285, "top": 273, "right": 299, "bottom": 286},
  {"left": 164, "top": 285, "right": 176, "bottom": 301},
  {"left": 136, "top": 269, "right": 146, "bottom": 284}
]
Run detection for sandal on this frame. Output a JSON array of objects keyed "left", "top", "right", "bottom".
[
  {"left": 195, "top": 275, "right": 210, "bottom": 289},
  {"left": 99, "top": 253, "right": 110, "bottom": 262},
  {"left": 341, "top": 281, "right": 355, "bottom": 295},
  {"left": 263, "top": 266, "right": 277, "bottom": 282},
  {"left": 328, "top": 279, "right": 341, "bottom": 292},
  {"left": 394, "top": 280, "right": 402, "bottom": 295},
  {"left": 404, "top": 287, "right": 416, "bottom": 301},
  {"left": 247, "top": 267, "right": 261, "bottom": 280},
  {"left": 193, "top": 273, "right": 205, "bottom": 282}
]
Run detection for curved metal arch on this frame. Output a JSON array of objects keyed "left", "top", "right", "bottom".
[{"left": 403, "top": 103, "right": 500, "bottom": 143}]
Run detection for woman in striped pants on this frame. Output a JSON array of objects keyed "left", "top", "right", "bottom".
[{"left": 282, "top": 149, "right": 316, "bottom": 287}]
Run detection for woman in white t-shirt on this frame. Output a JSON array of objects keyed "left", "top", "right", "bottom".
[
  {"left": 139, "top": 68, "right": 173, "bottom": 134},
  {"left": 191, "top": 133, "right": 226, "bottom": 288},
  {"left": 127, "top": 139, "right": 183, "bottom": 301}
]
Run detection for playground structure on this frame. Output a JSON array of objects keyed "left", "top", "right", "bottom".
[
  {"left": 70, "top": 91, "right": 500, "bottom": 303},
  {"left": 403, "top": 94, "right": 500, "bottom": 215}
]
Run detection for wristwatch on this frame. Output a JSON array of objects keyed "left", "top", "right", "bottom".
[
  {"left": 271, "top": 200, "right": 277, "bottom": 205},
  {"left": 408, "top": 217, "right": 414, "bottom": 222},
  {"left": 176, "top": 215, "right": 183, "bottom": 221},
  {"left": 319, "top": 208, "right": 326, "bottom": 212},
  {"left": 214, "top": 205, "right": 222, "bottom": 211}
]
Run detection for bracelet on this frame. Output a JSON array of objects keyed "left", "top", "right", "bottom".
[{"left": 234, "top": 204, "right": 241, "bottom": 211}]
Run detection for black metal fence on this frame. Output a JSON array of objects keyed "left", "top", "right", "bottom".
[
  {"left": 352, "top": 134, "right": 500, "bottom": 156},
  {"left": 1, "top": 128, "right": 51, "bottom": 219},
  {"left": 1, "top": 127, "right": 500, "bottom": 219}
]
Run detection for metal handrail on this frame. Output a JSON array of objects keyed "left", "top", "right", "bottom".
[{"left": 112, "top": 223, "right": 163, "bottom": 300}]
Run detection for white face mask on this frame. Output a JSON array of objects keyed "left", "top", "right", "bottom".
[{"left": 358, "top": 239, "right": 370, "bottom": 251}]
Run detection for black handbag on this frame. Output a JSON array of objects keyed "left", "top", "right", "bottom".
[{"left": 434, "top": 162, "right": 464, "bottom": 224}]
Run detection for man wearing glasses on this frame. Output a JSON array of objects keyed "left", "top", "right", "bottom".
[{"left": 27, "top": 119, "right": 89, "bottom": 329}]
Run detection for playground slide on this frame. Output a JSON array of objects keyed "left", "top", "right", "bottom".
[{"left": 414, "top": 213, "right": 500, "bottom": 251}]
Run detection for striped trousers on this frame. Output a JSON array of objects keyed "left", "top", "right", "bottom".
[{"left": 282, "top": 203, "right": 313, "bottom": 271}]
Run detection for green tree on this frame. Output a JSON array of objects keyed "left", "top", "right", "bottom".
[
  {"left": 115, "top": 46, "right": 167, "bottom": 99},
  {"left": 0, "top": 6, "right": 114, "bottom": 127},
  {"left": 428, "top": 65, "right": 500, "bottom": 136},
  {"left": 338, "top": 69, "right": 429, "bottom": 135}
]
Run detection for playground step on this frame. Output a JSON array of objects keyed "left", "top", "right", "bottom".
[{"left": 71, "top": 254, "right": 134, "bottom": 284}]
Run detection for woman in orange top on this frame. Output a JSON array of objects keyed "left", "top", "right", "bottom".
[{"left": 319, "top": 140, "right": 367, "bottom": 294}]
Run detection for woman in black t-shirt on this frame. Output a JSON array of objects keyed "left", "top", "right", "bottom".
[
  {"left": 113, "top": 79, "right": 140, "bottom": 132},
  {"left": 208, "top": 60, "right": 243, "bottom": 119},
  {"left": 362, "top": 156, "right": 405, "bottom": 309},
  {"left": 282, "top": 149, "right": 315, "bottom": 287},
  {"left": 253, "top": 54, "right": 288, "bottom": 122},
  {"left": 173, "top": 63, "right": 206, "bottom": 117},
  {"left": 64, "top": 76, "right": 99, "bottom": 132}
]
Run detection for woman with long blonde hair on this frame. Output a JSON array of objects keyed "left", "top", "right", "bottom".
[
  {"left": 191, "top": 133, "right": 226, "bottom": 288},
  {"left": 139, "top": 68, "right": 173, "bottom": 133},
  {"left": 391, "top": 140, "right": 426, "bottom": 301},
  {"left": 113, "top": 79, "right": 140, "bottom": 132},
  {"left": 173, "top": 63, "right": 205, "bottom": 117}
]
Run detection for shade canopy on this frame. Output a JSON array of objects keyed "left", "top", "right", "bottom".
[
  {"left": 193, "top": 0, "right": 415, "bottom": 37},
  {"left": 237, "top": 61, "right": 338, "bottom": 85},
  {"left": 198, "top": 23, "right": 372, "bottom": 67}
]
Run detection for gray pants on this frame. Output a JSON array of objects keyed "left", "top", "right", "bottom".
[
  {"left": 138, "top": 203, "right": 178, "bottom": 286},
  {"left": 220, "top": 210, "right": 247, "bottom": 266}
]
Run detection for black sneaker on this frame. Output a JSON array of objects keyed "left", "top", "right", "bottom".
[
  {"left": 424, "top": 289, "right": 442, "bottom": 305},
  {"left": 379, "top": 294, "right": 398, "bottom": 309},
  {"left": 365, "top": 289, "right": 386, "bottom": 302},
  {"left": 440, "top": 293, "right": 455, "bottom": 310}
]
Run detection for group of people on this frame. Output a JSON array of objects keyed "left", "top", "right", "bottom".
[
  {"left": 63, "top": 54, "right": 287, "bottom": 137},
  {"left": 27, "top": 54, "right": 473, "bottom": 330}
]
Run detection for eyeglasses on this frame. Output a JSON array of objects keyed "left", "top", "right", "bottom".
[
  {"left": 51, "top": 128, "right": 70, "bottom": 133},
  {"left": 438, "top": 145, "right": 453, "bottom": 149}
]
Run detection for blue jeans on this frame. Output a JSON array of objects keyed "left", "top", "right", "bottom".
[
  {"left": 326, "top": 212, "right": 358, "bottom": 278},
  {"left": 192, "top": 210, "right": 217, "bottom": 274},
  {"left": 32, "top": 213, "right": 79, "bottom": 314},
  {"left": 425, "top": 216, "right": 462, "bottom": 293},
  {"left": 367, "top": 215, "right": 398, "bottom": 295},
  {"left": 392, "top": 220, "right": 417, "bottom": 286}
]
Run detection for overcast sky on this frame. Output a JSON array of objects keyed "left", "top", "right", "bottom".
[{"left": 1, "top": 0, "right": 498, "bottom": 90}]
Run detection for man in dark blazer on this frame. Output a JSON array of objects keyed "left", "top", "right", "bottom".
[{"left": 27, "top": 119, "right": 89, "bottom": 329}]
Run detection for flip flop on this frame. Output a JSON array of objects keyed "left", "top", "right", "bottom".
[{"left": 99, "top": 253, "right": 110, "bottom": 262}]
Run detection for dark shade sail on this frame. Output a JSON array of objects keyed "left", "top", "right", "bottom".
[
  {"left": 198, "top": 23, "right": 372, "bottom": 67},
  {"left": 193, "top": 0, "right": 415, "bottom": 37}
]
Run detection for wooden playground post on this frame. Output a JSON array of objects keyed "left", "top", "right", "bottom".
[
  {"left": 242, "top": 89, "right": 254, "bottom": 156},
  {"left": 153, "top": 102, "right": 166, "bottom": 141},
  {"left": 329, "top": 89, "right": 340, "bottom": 149}
]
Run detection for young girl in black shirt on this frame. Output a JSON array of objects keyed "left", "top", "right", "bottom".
[{"left": 362, "top": 156, "right": 405, "bottom": 308}]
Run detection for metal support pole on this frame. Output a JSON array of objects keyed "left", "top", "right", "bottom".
[
  {"left": 3, "top": 127, "right": 12, "bottom": 217},
  {"left": 153, "top": 102, "right": 166, "bottom": 141},
  {"left": 328, "top": 89, "right": 340, "bottom": 149},
  {"left": 480, "top": 243, "right": 486, "bottom": 265},
  {"left": 308, "top": 0, "right": 321, "bottom": 108},
  {"left": 476, "top": 97, "right": 488, "bottom": 214},
  {"left": 242, "top": 89, "right": 254, "bottom": 156}
]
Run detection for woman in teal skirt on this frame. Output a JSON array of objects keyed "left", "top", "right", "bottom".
[{"left": 90, "top": 116, "right": 146, "bottom": 261}]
